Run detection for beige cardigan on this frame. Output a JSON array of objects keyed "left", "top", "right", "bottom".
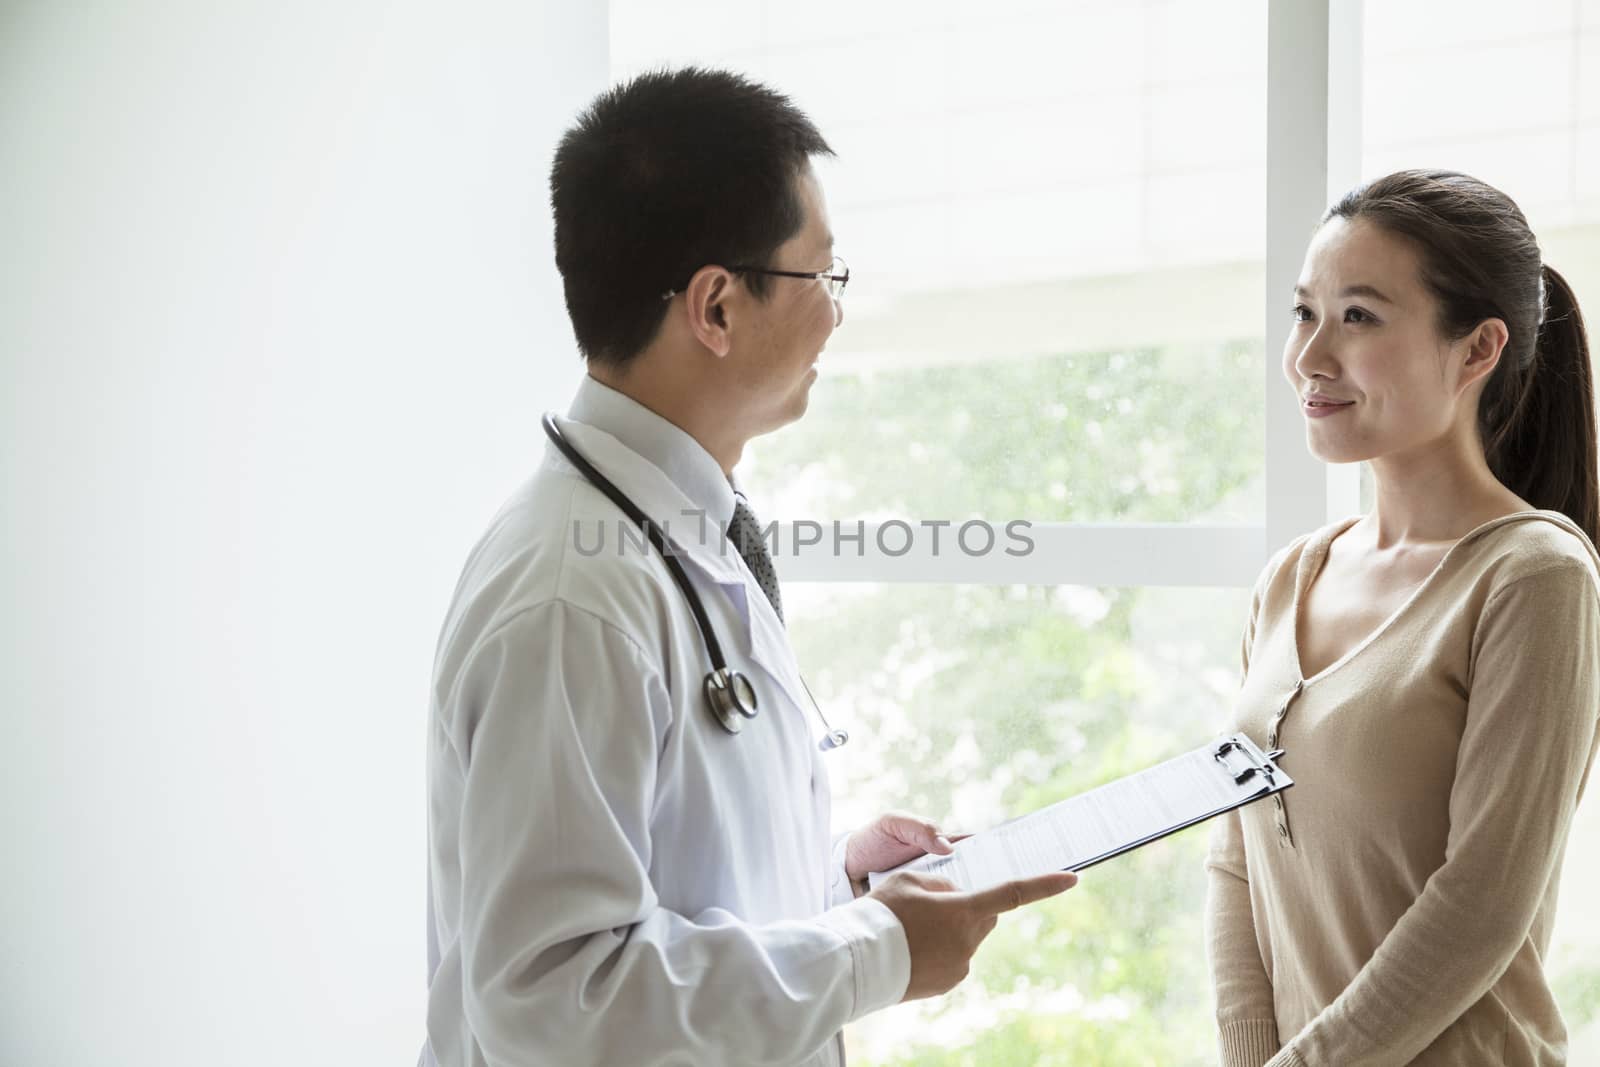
[{"left": 1205, "top": 511, "right": 1600, "bottom": 1066}]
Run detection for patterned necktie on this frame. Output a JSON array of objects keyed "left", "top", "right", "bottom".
[{"left": 727, "top": 495, "right": 784, "bottom": 625}]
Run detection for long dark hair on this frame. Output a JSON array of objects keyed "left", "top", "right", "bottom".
[{"left": 1325, "top": 169, "right": 1597, "bottom": 545}]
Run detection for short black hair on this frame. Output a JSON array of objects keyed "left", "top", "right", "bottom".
[{"left": 550, "top": 67, "right": 834, "bottom": 367}]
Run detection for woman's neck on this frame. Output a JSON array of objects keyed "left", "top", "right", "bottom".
[{"left": 1365, "top": 433, "right": 1529, "bottom": 549}]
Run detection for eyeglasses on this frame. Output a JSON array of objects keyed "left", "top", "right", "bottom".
[{"left": 661, "top": 256, "right": 849, "bottom": 301}]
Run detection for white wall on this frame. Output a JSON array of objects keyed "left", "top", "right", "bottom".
[{"left": 0, "top": 3, "right": 604, "bottom": 1063}]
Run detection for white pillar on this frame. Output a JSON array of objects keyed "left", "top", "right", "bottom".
[{"left": 1264, "top": 0, "right": 1366, "bottom": 549}]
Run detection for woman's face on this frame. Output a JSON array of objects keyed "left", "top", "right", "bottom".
[{"left": 1283, "top": 217, "right": 1486, "bottom": 465}]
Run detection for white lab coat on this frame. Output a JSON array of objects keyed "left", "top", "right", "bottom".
[{"left": 420, "top": 380, "right": 909, "bottom": 1067}]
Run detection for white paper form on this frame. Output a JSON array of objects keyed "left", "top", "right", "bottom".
[{"left": 867, "top": 734, "right": 1291, "bottom": 893}]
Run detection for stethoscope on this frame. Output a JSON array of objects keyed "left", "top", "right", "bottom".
[{"left": 542, "top": 413, "right": 850, "bottom": 751}]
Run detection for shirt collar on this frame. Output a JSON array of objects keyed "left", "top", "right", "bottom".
[{"left": 567, "top": 374, "right": 737, "bottom": 530}]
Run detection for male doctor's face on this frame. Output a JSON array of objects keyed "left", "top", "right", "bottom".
[{"left": 732, "top": 166, "right": 844, "bottom": 435}]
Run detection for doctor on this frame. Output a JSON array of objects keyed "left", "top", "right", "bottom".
[{"left": 420, "top": 67, "right": 1077, "bottom": 1067}]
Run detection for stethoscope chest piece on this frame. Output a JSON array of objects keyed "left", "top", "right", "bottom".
[{"left": 705, "top": 667, "right": 759, "bottom": 735}]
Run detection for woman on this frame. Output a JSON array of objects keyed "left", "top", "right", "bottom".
[{"left": 1206, "top": 169, "right": 1600, "bottom": 1066}]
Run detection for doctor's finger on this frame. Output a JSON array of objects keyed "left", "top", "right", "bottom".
[
  {"left": 884, "top": 813, "right": 953, "bottom": 853},
  {"left": 965, "top": 871, "right": 1078, "bottom": 915}
]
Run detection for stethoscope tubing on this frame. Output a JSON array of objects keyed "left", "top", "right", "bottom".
[
  {"left": 540, "top": 412, "right": 731, "bottom": 673},
  {"left": 541, "top": 412, "right": 846, "bottom": 750}
]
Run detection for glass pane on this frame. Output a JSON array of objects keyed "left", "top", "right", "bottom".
[
  {"left": 786, "top": 583, "right": 1250, "bottom": 1066},
  {"left": 1362, "top": 1, "right": 1600, "bottom": 322},
  {"left": 610, "top": 0, "right": 1268, "bottom": 524},
  {"left": 745, "top": 346, "right": 1262, "bottom": 523},
  {"left": 1362, "top": 3, "right": 1600, "bottom": 1053}
]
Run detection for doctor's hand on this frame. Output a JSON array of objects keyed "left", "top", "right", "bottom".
[
  {"left": 870, "top": 869, "right": 1079, "bottom": 1002},
  {"left": 843, "top": 812, "right": 959, "bottom": 898}
]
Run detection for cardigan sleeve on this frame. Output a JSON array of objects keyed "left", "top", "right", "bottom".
[
  {"left": 1205, "top": 570, "right": 1284, "bottom": 1066},
  {"left": 1268, "top": 563, "right": 1600, "bottom": 1067}
]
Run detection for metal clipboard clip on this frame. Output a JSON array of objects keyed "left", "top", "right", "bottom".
[{"left": 1213, "top": 738, "right": 1286, "bottom": 789}]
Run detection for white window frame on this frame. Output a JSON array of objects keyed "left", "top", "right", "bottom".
[{"left": 744, "top": 1, "right": 1369, "bottom": 588}]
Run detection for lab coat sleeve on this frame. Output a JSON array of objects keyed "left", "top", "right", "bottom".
[
  {"left": 450, "top": 601, "right": 909, "bottom": 1067},
  {"left": 828, "top": 831, "right": 857, "bottom": 907}
]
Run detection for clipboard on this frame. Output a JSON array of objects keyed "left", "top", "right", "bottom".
[{"left": 867, "top": 733, "right": 1292, "bottom": 893}]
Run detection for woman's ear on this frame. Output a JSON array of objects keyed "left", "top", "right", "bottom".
[
  {"left": 683, "top": 266, "right": 736, "bottom": 358},
  {"left": 1458, "top": 316, "right": 1509, "bottom": 393}
]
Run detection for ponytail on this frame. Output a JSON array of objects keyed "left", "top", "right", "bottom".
[{"left": 1482, "top": 265, "right": 1598, "bottom": 546}]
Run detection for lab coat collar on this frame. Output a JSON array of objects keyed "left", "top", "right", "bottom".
[
  {"left": 546, "top": 413, "right": 747, "bottom": 589},
  {"left": 568, "top": 376, "right": 737, "bottom": 533},
  {"left": 551, "top": 383, "right": 806, "bottom": 707}
]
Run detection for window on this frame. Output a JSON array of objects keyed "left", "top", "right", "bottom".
[
  {"left": 788, "top": 582, "right": 1247, "bottom": 1064},
  {"left": 610, "top": 1, "right": 1600, "bottom": 1060}
]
